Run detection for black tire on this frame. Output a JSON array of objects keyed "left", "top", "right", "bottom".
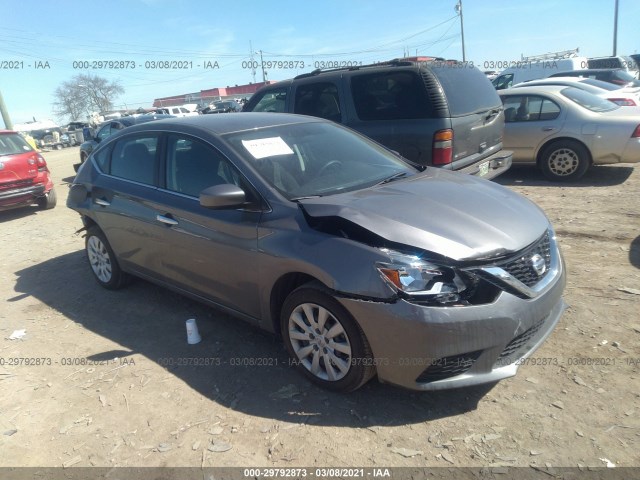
[
  {"left": 85, "top": 227, "right": 129, "bottom": 290},
  {"left": 539, "top": 140, "right": 590, "bottom": 182},
  {"left": 281, "top": 284, "right": 375, "bottom": 392},
  {"left": 37, "top": 188, "right": 57, "bottom": 210}
]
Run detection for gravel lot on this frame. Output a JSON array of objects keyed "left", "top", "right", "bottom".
[{"left": 1, "top": 147, "right": 638, "bottom": 471}]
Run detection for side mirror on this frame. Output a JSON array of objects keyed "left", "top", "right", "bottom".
[{"left": 199, "top": 184, "right": 246, "bottom": 209}]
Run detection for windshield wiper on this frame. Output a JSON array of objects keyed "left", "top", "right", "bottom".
[
  {"left": 290, "top": 195, "right": 324, "bottom": 201},
  {"left": 374, "top": 171, "right": 410, "bottom": 186}
]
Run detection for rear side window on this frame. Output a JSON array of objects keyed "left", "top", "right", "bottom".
[
  {"left": 109, "top": 135, "right": 159, "bottom": 185},
  {"left": 249, "top": 88, "right": 288, "bottom": 112},
  {"left": 294, "top": 82, "right": 342, "bottom": 122},
  {"left": 350, "top": 71, "right": 432, "bottom": 120},
  {"left": 0, "top": 133, "right": 33, "bottom": 155},
  {"left": 433, "top": 65, "right": 502, "bottom": 115},
  {"left": 501, "top": 95, "right": 560, "bottom": 122}
]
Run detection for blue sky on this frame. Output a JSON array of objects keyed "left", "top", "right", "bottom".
[{"left": 1, "top": 0, "right": 638, "bottom": 125}]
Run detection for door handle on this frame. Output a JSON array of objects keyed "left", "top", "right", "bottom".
[
  {"left": 156, "top": 214, "right": 178, "bottom": 226},
  {"left": 94, "top": 198, "right": 110, "bottom": 206},
  {"left": 542, "top": 127, "right": 555, "bottom": 132}
]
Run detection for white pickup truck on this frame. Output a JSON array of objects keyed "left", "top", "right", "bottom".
[{"left": 154, "top": 106, "right": 199, "bottom": 117}]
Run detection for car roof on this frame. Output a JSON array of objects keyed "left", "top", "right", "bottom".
[
  {"left": 99, "top": 114, "right": 175, "bottom": 128},
  {"left": 498, "top": 85, "right": 567, "bottom": 95},
  {"left": 121, "top": 112, "right": 322, "bottom": 136}
]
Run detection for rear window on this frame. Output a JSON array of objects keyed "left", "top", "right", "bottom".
[
  {"left": 431, "top": 65, "right": 502, "bottom": 115},
  {"left": 0, "top": 133, "right": 33, "bottom": 156},
  {"left": 560, "top": 87, "right": 619, "bottom": 112},
  {"left": 579, "top": 78, "right": 619, "bottom": 91}
]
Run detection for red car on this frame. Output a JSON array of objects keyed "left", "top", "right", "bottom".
[{"left": 0, "top": 130, "right": 56, "bottom": 211}]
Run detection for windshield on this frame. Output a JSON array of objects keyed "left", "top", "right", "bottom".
[
  {"left": 560, "top": 87, "right": 619, "bottom": 113},
  {"left": 224, "top": 122, "right": 415, "bottom": 200},
  {"left": 0, "top": 133, "right": 34, "bottom": 156}
]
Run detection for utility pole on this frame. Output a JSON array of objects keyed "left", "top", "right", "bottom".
[
  {"left": 258, "top": 50, "right": 267, "bottom": 83},
  {"left": 249, "top": 41, "right": 256, "bottom": 83},
  {"left": 613, "top": 0, "right": 619, "bottom": 56},
  {"left": 455, "top": 0, "right": 466, "bottom": 62},
  {"left": 0, "top": 89, "right": 13, "bottom": 130}
]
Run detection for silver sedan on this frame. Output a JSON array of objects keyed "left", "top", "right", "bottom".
[{"left": 499, "top": 85, "right": 640, "bottom": 181}]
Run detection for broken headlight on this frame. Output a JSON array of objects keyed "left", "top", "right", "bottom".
[{"left": 376, "top": 249, "right": 468, "bottom": 303}]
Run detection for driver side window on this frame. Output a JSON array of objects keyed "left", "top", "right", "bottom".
[
  {"left": 165, "top": 135, "right": 243, "bottom": 198},
  {"left": 250, "top": 88, "right": 288, "bottom": 112}
]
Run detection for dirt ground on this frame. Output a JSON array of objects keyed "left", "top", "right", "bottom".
[{"left": 0, "top": 147, "right": 638, "bottom": 471}]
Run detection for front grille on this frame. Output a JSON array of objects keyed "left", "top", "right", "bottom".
[
  {"left": 416, "top": 350, "right": 483, "bottom": 383},
  {"left": 497, "top": 318, "right": 545, "bottom": 364},
  {"left": 498, "top": 232, "right": 551, "bottom": 287}
]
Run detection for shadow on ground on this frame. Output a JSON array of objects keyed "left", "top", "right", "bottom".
[
  {"left": 14, "top": 251, "right": 496, "bottom": 427},
  {"left": 0, "top": 205, "right": 42, "bottom": 222},
  {"left": 630, "top": 236, "right": 640, "bottom": 270},
  {"left": 495, "top": 165, "right": 634, "bottom": 188}
]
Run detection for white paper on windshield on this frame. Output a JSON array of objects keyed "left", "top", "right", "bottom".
[{"left": 242, "top": 137, "right": 293, "bottom": 159}]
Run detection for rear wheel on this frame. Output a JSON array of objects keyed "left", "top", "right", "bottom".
[
  {"left": 539, "top": 140, "right": 590, "bottom": 181},
  {"left": 281, "top": 285, "right": 375, "bottom": 392},
  {"left": 37, "top": 188, "right": 57, "bottom": 210},
  {"left": 85, "top": 227, "right": 129, "bottom": 289}
]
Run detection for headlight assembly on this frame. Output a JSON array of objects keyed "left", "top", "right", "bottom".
[{"left": 376, "top": 249, "right": 469, "bottom": 304}]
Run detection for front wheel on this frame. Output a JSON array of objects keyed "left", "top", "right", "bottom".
[
  {"left": 539, "top": 140, "right": 590, "bottom": 181},
  {"left": 281, "top": 285, "right": 375, "bottom": 392},
  {"left": 85, "top": 227, "right": 129, "bottom": 290}
]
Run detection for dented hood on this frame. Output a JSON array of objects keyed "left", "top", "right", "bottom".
[{"left": 299, "top": 168, "right": 550, "bottom": 262}]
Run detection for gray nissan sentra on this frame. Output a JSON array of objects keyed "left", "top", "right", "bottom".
[{"left": 67, "top": 113, "right": 566, "bottom": 392}]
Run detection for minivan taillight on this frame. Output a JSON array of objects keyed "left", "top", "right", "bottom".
[
  {"left": 608, "top": 97, "right": 637, "bottom": 106},
  {"left": 432, "top": 129, "right": 453, "bottom": 166},
  {"left": 632, "top": 125, "right": 640, "bottom": 138}
]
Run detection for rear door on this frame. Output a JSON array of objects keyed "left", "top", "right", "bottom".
[
  {"left": 0, "top": 133, "right": 38, "bottom": 186},
  {"left": 151, "top": 134, "right": 263, "bottom": 319},
  {"left": 499, "top": 94, "right": 563, "bottom": 162}
]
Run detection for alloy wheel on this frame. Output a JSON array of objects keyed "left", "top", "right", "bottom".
[
  {"left": 288, "top": 303, "right": 352, "bottom": 382},
  {"left": 87, "top": 235, "right": 113, "bottom": 283}
]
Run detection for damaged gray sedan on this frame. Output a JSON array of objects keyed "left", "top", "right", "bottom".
[{"left": 67, "top": 113, "right": 566, "bottom": 392}]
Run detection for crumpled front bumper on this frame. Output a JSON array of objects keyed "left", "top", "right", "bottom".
[{"left": 338, "top": 254, "right": 566, "bottom": 391}]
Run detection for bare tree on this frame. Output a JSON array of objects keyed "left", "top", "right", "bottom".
[{"left": 53, "top": 74, "right": 124, "bottom": 122}]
